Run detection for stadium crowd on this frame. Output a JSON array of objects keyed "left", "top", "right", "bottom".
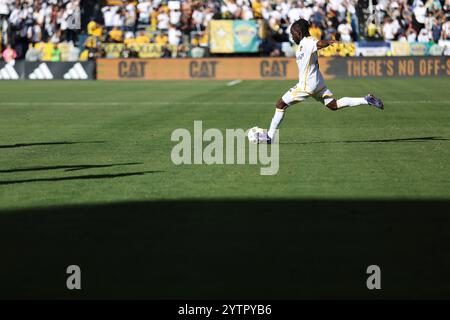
[
  {"left": 1, "top": 0, "right": 450, "bottom": 60},
  {"left": 0, "top": 0, "right": 80, "bottom": 60}
]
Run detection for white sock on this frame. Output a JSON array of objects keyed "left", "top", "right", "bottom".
[
  {"left": 268, "top": 108, "right": 285, "bottom": 139},
  {"left": 337, "top": 97, "right": 368, "bottom": 109}
]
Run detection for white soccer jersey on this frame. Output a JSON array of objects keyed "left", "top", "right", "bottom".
[{"left": 295, "top": 36, "right": 325, "bottom": 94}]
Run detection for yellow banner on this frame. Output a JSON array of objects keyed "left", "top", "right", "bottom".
[
  {"left": 391, "top": 42, "right": 411, "bottom": 56},
  {"left": 130, "top": 44, "right": 163, "bottom": 58},
  {"left": 103, "top": 43, "right": 124, "bottom": 58},
  {"left": 102, "top": 43, "right": 163, "bottom": 58},
  {"left": 210, "top": 20, "right": 234, "bottom": 53}
]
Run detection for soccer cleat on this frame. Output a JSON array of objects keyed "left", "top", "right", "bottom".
[
  {"left": 257, "top": 131, "right": 272, "bottom": 144},
  {"left": 365, "top": 94, "right": 384, "bottom": 110}
]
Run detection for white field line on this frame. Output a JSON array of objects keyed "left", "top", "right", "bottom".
[
  {"left": 227, "top": 80, "right": 242, "bottom": 86},
  {"left": 0, "top": 100, "right": 450, "bottom": 106}
]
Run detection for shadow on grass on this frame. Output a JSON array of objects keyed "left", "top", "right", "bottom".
[
  {"left": 0, "top": 199, "right": 449, "bottom": 299},
  {"left": 281, "top": 136, "right": 449, "bottom": 145},
  {"left": 0, "top": 162, "right": 143, "bottom": 173},
  {"left": 0, "top": 141, "right": 106, "bottom": 149},
  {"left": 0, "top": 171, "right": 161, "bottom": 185}
]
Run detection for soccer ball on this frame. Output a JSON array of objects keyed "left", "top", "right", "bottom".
[{"left": 247, "top": 126, "right": 264, "bottom": 144}]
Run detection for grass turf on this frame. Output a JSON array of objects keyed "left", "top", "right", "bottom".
[
  {"left": 0, "top": 78, "right": 449, "bottom": 210},
  {"left": 1, "top": 78, "right": 450, "bottom": 299}
]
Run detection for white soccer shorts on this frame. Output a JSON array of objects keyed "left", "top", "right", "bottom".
[{"left": 281, "top": 84, "right": 334, "bottom": 106}]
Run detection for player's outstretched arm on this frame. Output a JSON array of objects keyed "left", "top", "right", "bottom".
[{"left": 317, "top": 40, "right": 338, "bottom": 50}]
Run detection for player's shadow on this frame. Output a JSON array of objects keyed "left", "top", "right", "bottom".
[
  {"left": 0, "top": 162, "right": 143, "bottom": 173},
  {"left": 0, "top": 141, "right": 106, "bottom": 149},
  {"left": 0, "top": 171, "right": 162, "bottom": 186},
  {"left": 281, "top": 136, "right": 449, "bottom": 145},
  {"left": 1, "top": 199, "right": 450, "bottom": 299}
]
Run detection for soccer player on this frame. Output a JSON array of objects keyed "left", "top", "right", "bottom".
[{"left": 259, "top": 19, "right": 384, "bottom": 143}]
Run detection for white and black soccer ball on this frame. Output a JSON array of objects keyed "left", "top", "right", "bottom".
[{"left": 247, "top": 126, "right": 264, "bottom": 144}]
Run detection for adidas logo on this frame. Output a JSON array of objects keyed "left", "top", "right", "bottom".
[
  {"left": 29, "top": 63, "right": 54, "bottom": 80},
  {"left": 64, "top": 63, "right": 88, "bottom": 80},
  {"left": 0, "top": 62, "right": 19, "bottom": 80}
]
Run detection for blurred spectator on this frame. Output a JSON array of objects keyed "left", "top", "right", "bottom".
[
  {"left": 442, "top": 16, "right": 450, "bottom": 40},
  {"left": 366, "top": 22, "right": 379, "bottom": 40},
  {"left": 124, "top": 0, "right": 136, "bottom": 31},
  {"left": 67, "top": 43, "right": 80, "bottom": 61},
  {"left": 407, "top": 27, "right": 418, "bottom": 42},
  {"left": 0, "top": 0, "right": 449, "bottom": 60},
  {"left": 137, "top": 0, "right": 152, "bottom": 25},
  {"left": 413, "top": 1, "right": 427, "bottom": 33},
  {"left": 25, "top": 43, "right": 42, "bottom": 61},
  {"left": 109, "top": 26, "right": 123, "bottom": 43},
  {"left": 382, "top": 17, "right": 396, "bottom": 41},
  {"left": 431, "top": 18, "right": 442, "bottom": 43},
  {"left": 221, "top": 0, "right": 239, "bottom": 19},
  {"left": 170, "top": 6, "right": 181, "bottom": 25},
  {"left": 155, "top": 31, "right": 168, "bottom": 45},
  {"left": 251, "top": 0, "right": 263, "bottom": 19},
  {"left": 64, "top": 0, "right": 81, "bottom": 44},
  {"left": 135, "top": 30, "right": 150, "bottom": 43},
  {"left": 323, "top": 20, "right": 338, "bottom": 41},
  {"left": 87, "top": 21, "right": 103, "bottom": 38},
  {"left": 191, "top": 44, "right": 205, "bottom": 57},
  {"left": 417, "top": 28, "right": 430, "bottom": 42},
  {"left": 1, "top": 0, "right": 80, "bottom": 59},
  {"left": 157, "top": 6, "right": 169, "bottom": 31},
  {"left": 123, "top": 31, "right": 135, "bottom": 46},
  {"left": 161, "top": 44, "right": 172, "bottom": 57},
  {"left": 168, "top": 23, "right": 181, "bottom": 46},
  {"left": 51, "top": 44, "right": 61, "bottom": 61},
  {"left": 102, "top": 5, "right": 115, "bottom": 30},
  {"left": 397, "top": 32, "right": 407, "bottom": 42},
  {"left": 309, "top": 22, "right": 322, "bottom": 40},
  {"left": 2, "top": 43, "right": 16, "bottom": 62},
  {"left": 337, "top": 19, "right": 353, "bottom": 42},
  {"left": 0, "top": 0, "right": 11, "bottom": 21}
]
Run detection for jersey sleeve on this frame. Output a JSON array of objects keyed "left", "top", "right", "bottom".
[{"left": 308, "top": 37, "right": 318, "bottom": 53}]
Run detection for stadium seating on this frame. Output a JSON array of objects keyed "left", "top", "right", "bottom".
[{"left": 0, "top": 0, "right": 449, "bottom": 60}]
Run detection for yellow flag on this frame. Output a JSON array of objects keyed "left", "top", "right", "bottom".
[{"left": 210, "top": 20, "right": 234, "bottom": 53}]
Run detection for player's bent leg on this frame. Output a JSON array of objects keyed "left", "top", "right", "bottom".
[
  {"left": 262, "top": 85, "right": 308, "bottom": 143},
  {"left": 326, "top": 99, "right": 339, "bottom": 111},
  {"left": 276, "top": 98, "right": 288, "bottom": 110},
  {"left": 313, "top": 87, "right": 338, "bottom": 110},
  {"left": 315, "top": 86, "right": 383, "bottom": 110},
  {"left": 265, "top": 98, "right": 288, "bottom": 143},
  {"left": 336, "top": 97, "right": 369, "bottom": 109},
  {"left": 334, "top": 95, "right": 384, "bottom": 110}
]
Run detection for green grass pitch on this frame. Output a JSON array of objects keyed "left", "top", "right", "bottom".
[
  {"left": 0, "top": 78, "right": 449, "bottom": 210},
  {"left": 1, "top": 78, "right": 450, "bottom": 299}
]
